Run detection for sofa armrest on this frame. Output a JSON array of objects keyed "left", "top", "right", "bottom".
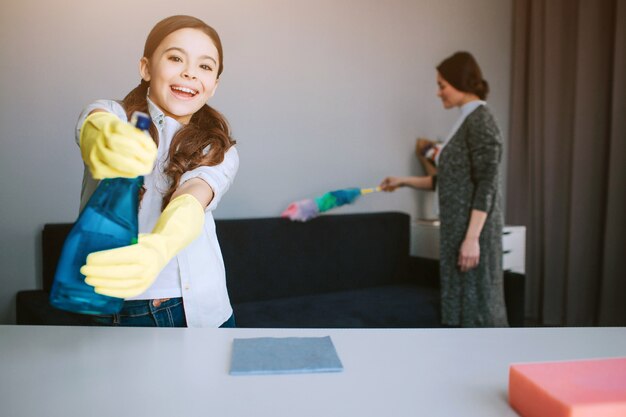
[
  {"left": 16, "top": 290, "right": 92, "bottom": 326},
  {"left": 42, "top": 224, "right": 73, "bottom": 292}
]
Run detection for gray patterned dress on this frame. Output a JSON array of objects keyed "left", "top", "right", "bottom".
[{"left": 437, "top": 105, "right": 508, "bottom": 327}]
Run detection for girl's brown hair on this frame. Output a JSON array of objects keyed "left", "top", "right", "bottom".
[
  {"left": 437, "top": 51, "right": 489, "bottom": 100},
  {"left": 122, "top": 15, "right": 235, "bottom": 208}
]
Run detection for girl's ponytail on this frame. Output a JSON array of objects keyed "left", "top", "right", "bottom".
[{"left": 162, "top": 104, "right": 235, "bottom": 208}]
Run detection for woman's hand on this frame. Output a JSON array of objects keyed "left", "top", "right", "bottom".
[
  {"left": 458, "top": 209, "right": 487, "bottom": 272},
  {"left": 458, "top": 237, "right": 480, "bottom": 272},
  {"left": 379, "top": 176, "right": 404, "bottom": 192}
]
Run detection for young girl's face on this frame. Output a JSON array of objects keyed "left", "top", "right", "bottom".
[{"left": 140, "top": 28, "right": 220, "bottom": 124}]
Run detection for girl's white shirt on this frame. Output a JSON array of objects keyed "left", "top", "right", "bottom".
[
  {"left": 435, "top": 100, "right": 486, "bottom": 164},
  {"left": 75, "top": 98, "right": 239, "bottom": 327}
]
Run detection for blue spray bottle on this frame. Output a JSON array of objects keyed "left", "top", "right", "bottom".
[{"left": 49, "top": 111, "right": 152, "bottom": 315}]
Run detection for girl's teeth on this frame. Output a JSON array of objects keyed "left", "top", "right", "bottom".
[{"left": 172, "top": 86, "right": 196, "bottom": 95}]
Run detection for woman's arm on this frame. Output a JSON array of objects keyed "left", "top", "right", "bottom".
[
  {"left": 458, "top": 209, "right": 487, "bottom": 272},
  {"left": 459, "top": 109, "right": 502, "bottom": 272},
  {"left": 467, "top": 110, "right": 502, "bottom": 213},
  {"left": 379, "top": 175, "right": 434, "bottom": 191}
]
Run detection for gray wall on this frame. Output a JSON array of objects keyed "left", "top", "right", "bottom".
[{"left": 0, "top": 0, "right": 512, "bottom": 323}]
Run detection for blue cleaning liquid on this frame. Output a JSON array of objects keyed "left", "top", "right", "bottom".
[{"left": 49, "top": 112, "right": 151, "bottom": 315}]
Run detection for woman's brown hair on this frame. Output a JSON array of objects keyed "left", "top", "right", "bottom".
[
  {"left": 122, "top": 15, "right": 236, "bottom": 208},
  {"left": 437, "top": 51, "right": 489, "bottom": 100}
]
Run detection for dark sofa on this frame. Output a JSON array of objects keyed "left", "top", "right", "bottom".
[{"left": 16, "top": 212, "right": 525, "bottom": 327}]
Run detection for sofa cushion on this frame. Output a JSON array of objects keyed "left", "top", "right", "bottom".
[{"left": 233, "top": 284, "right": 440, "bottom": 328}]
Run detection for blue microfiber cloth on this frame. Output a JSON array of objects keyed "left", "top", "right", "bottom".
[{"left": 229, "top": 336, "right": 344, "bottom": 375}]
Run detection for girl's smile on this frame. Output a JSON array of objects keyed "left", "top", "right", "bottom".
[
  {"left": 140, "top": 28, "right": 220, "bottom": 124},
  {"left": 170, "top": 85, "right": 199, "bottom": 98}
]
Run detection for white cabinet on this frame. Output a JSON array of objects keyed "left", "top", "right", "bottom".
[
  {"left": 502, "top": 226, "right": 526, "bottom": 274},
  {"left": 410, "top": 221, "right": 526, "bottom": 274},
  {"left": 410, "top": 220, "right": 441, "bottom": 260}
]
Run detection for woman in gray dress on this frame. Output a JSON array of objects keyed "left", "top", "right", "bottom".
[{"left": 380, "top": 51, "right": 508, "bottom": 327}]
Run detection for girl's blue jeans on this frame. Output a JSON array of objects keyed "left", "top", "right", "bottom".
[{"left": 90, "top": 298, "right": 236, "bottom": 328}]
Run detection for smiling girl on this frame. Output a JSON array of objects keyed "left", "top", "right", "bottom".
[{"left": 75, "top": 15, "right": 238, "bottom": 328}]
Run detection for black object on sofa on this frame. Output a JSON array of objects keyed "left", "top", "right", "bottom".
[{"left": 16, "top": 212, "right": 524, "bottom": 327}]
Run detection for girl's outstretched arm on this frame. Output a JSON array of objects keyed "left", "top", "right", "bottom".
[
  {"left": 81, "top": 192, "right": 206, "bottom": 298},
  {"left": 79, "top": 111, "right": 157, "bottom": 179},
  {"left": 172, "top": 177, "right": 214, "bottom": 209}
]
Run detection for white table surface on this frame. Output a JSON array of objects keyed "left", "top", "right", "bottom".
[{"left": 1, "top": 325, "right": 625, "bottom": 417}]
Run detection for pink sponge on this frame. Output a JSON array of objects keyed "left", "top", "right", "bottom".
[{"left": 509, "top": 357, "right": 626, "bottom": 417}]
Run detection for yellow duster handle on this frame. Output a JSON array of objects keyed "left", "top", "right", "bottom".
[{"left": 360, "top": 186, "right": 382, "bottom": 195}]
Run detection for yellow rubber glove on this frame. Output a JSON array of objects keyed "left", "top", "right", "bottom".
[
  {"left": 80, "top": 111, "right": 157, "bottom": 179},
  {"left": 81, "top": 194, "right": 205, "bottom": 298}
]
